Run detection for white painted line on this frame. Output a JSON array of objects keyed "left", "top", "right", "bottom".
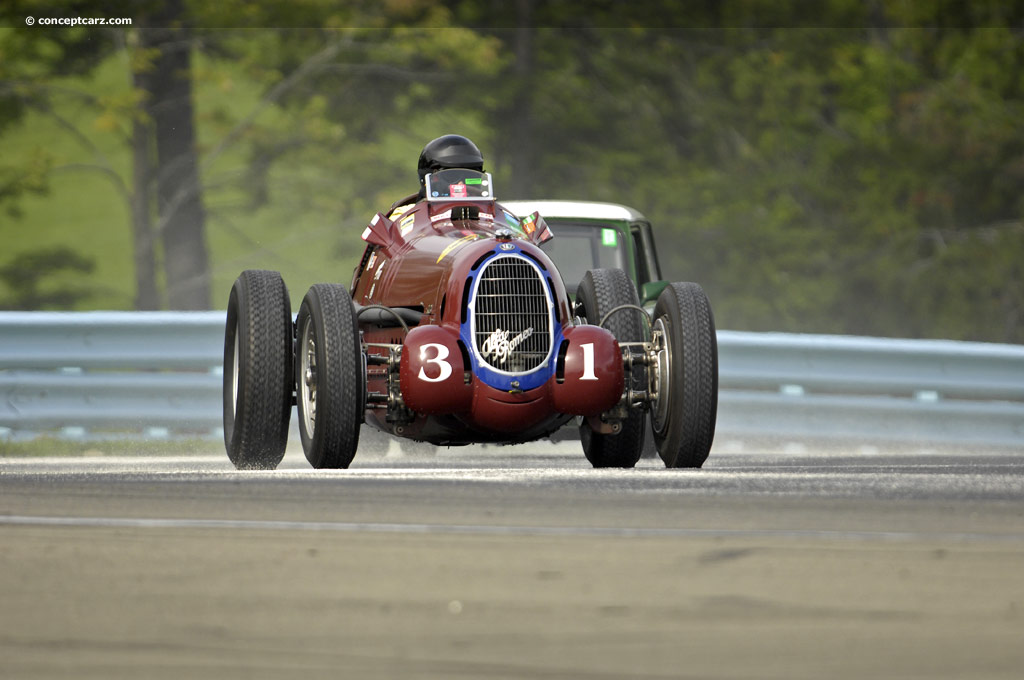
[{"left": 2, "top": 514, "right": 1023, "bottom": 544}]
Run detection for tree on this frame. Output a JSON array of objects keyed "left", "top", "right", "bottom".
[
  {"left": 0, "top": 0, "right": 208, "bottom": 309},
  {"left": 0, "top": 247, "right": 97, "bottom": 310},
  {"left": 141, "top": 0, "right": 210, "bottom": 309},
  {"left": 3, "top": 0, "right": 1022, "bottom": 342}
]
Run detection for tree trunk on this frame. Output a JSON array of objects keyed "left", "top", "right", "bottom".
[
  {"left": 505, "top": 0, "right": 534, "bottom": 198},
  {"left": 144, "top": 0, "right": 210, "bottom": 310},
  {"left": 131, "top": 56, "right": 159, "bottom": 311}
]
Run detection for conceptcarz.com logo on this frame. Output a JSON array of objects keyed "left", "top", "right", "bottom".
[{"left": 26, "top": 16, "right": 133, "bottom": 26}]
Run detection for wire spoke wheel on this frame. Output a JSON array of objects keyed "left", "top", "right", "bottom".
[
  {"left": 650, "top": 317, "right": 672, "bottom": 434},
  {"left": 299, "top": 320, "right": 318, "bottom": 435},
  {"left": 651, "top": 282, "right": 718, "bottom": 468},
  {"left": 295, "top": 283, "right": 364, "bottom": 469}
]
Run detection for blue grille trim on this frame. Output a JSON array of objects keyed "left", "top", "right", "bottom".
[{"left": 459, "top": 245, "right": 562, "bottom": 392}]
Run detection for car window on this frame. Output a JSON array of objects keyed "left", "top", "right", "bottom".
[{"left": 539, "top": 221, "right": 627, "bottom": 290}]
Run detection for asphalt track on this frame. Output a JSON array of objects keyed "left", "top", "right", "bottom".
[{"left": 2, "top": 444, "right": 1023, "bottom": 679}]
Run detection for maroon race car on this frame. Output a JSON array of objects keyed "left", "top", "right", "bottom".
[{"left": 222, "top": 168, "right": 717, "bottom": 470}]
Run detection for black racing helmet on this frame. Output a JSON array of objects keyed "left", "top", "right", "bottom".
[{"left": 417, "top": 134, "right": 484, "bottom": 184}]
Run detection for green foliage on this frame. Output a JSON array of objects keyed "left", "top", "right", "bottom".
[
  {"left": 0, "top": 246, "right": 97, "bottom": 309},
  {"left": 0, "top": 435, "right": 224, "bottom": 457},
  {"left": 1, "top": 0, "right": 1022, "bottom": 342},
  {"left": 0, "top": 148, "right": 51, "bottom": 218},
  {"left": 553, "top": 17, "right": 1024, "bottom": 342}
]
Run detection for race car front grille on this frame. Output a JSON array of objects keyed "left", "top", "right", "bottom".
[{"left": 472, "top": 255, "right": 552, "bottom": 374}]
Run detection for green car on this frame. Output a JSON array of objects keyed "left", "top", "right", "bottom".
[{"left": 501, "top": 200, "right": 670, "bottom": 313}]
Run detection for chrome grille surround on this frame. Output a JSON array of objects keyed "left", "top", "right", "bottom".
[{"left": 470, "top": 254, "right": 553, "bottom": 375}]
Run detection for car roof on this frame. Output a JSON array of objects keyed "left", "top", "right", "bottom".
[{"left": 500, "top": 200, "right": 647, "bottom": 223}]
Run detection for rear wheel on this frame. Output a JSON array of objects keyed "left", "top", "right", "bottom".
[
  {"left": 295, "top": 284, "right": 364, "bottom": 469},
  {"left": 575, "top": 268, "right": 646, "bottom": 468},
  {"left": 651, "top": 282, "right": 718, "bottom": 468},
  {"left": 223, "top": 270, "right": 293, "bottom": 470}
]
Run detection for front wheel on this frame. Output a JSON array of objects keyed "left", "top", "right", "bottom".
[
  {"left": 575, "top": 268, "right": 647, "bottom": 468},
  {"left": 295, "top": 284, "right": 364, "bottom": 469},
  {"left": 223, "top": 270, "right": 293, "bottom": 470},
  {"left": 651, "top": 282, "right": 718, "bottom": 468}
]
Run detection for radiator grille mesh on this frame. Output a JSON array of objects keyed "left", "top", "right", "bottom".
[{"left": 472, "top": 256, "right": 552, "bottom": 373}]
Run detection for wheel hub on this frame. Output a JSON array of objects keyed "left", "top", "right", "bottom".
[
  {"left": 651, "top": 318, "right": 671, "bottom": 432},
  {"left": 300, "top": 321, "right": 318, "bottom": 433}
]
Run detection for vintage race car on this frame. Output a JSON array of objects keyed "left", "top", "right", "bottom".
[{"left": 222, "top": 169, "right": 718, "bottom": 470}]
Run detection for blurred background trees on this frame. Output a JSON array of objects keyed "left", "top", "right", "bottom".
[{"left": 1, "top": 0, "right": 1022, "bottom": 342}]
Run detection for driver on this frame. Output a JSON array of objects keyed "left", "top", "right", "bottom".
[{"left": 388, "top": 134, "right": 485, "bottom": 216}]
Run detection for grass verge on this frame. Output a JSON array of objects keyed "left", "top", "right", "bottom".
[{"left": 0, "top": 436, "right": 226, "bottom": 458}]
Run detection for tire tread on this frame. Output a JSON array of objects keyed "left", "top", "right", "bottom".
[
  {"left": 576, "top": 268, "right": 646, "bottom": 468},
  {"left": 653, "top": 282, "right": 718, "bottom": 468},
  {"left": 223, "top": 269, "right": 292, "bottom": 470},
  {"left": 297, "top": 283, "right": 362, "bottom": 469}
]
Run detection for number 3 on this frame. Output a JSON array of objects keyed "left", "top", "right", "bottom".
[{"left": 418, "top": 343, "right": 453, "bottom": 382}]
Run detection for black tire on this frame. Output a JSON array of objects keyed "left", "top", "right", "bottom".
[
  {"left": 295, "top": 284, "right": 364, "bottom": 469},
  {"left": 651, "top": 282, "right": 718, "bottom": 468},
  {"left": 575, "top": 268, "right": 646, "bottom": 468},
  {"left": 223, "top": 270, "right": 293, "bottom": 470}
]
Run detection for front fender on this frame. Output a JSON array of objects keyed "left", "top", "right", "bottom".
[
  {"left": 399, "top": 325, "right": 472, "bottom": 415},
  {"left": 552, "top": 325, "right": 624, "bottom": 416}
]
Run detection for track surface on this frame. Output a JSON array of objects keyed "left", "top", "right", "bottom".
[{"left": 2, "top": 446, "right": 1024, "bottom": 679}]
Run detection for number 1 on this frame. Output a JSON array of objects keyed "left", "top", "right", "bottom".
[{"left": 580, "top": 342, "right": 598, "bottom": 381}]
